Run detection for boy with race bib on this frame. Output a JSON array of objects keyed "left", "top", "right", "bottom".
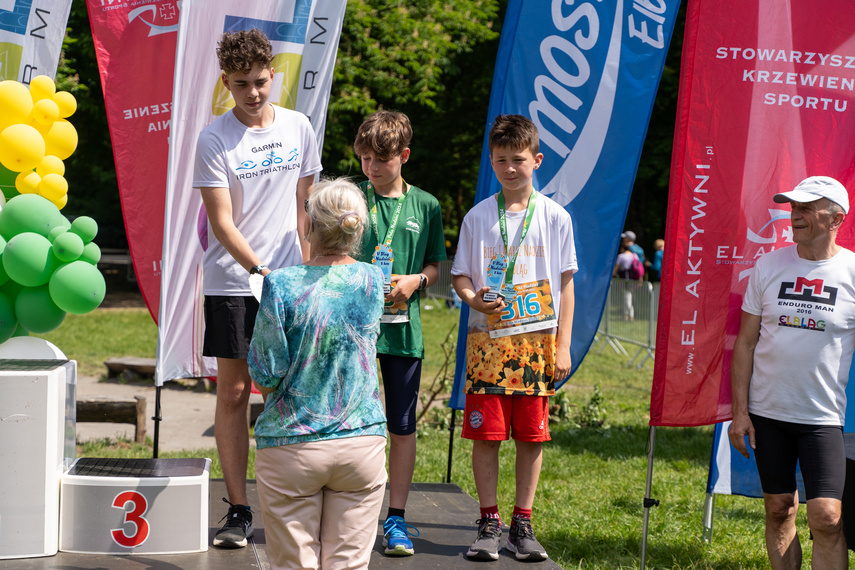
[
  {"left": 353, "top": 110, "right": 447, "bottom": 556},
  {"left": 452, "top": 114, "right": 577, "bottom": 561}
]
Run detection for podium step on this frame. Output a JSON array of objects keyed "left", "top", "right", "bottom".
[{"left": 59, "top": 457, "right": 211, "bottom": 555}]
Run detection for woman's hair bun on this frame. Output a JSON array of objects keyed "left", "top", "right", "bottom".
[{"left": 339, "top": 212, "right": 361, "bottom": 234}]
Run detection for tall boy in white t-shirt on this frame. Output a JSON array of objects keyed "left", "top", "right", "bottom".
[
  {"left": 193, "top": 28, "right": 321, "bottom": 549},
  {"left": 452, "top": 114, "right": 577, "bottom": 561}
]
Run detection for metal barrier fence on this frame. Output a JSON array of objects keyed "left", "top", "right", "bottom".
[
  {"left": 594, "top": 278, "right": 659, "bottom": 368},
  {"left": 422, "top": 259, "right": 459, "bottom": 312}
]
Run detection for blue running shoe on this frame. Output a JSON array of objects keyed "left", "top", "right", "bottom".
[{"left": 383, "top": 516, "right": 419, "bottom": 556}]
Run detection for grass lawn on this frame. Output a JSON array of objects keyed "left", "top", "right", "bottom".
[{"left": 63, "top": 300, "right": 843, "bottom": 568}]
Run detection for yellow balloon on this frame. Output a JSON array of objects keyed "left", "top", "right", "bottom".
[
  {"left": 53, "top": 91, "right": 77, "bottom": 119},
  {"left": 0, "top": 81, "right": 34, "bottom": 130},
  {"left": 37, "top": 173, "right": 68, "bottom": 202},
  {"left": 29, "top": 75, "right": 56, "bottom": 103},
  {"left": 36, "top": 155, "right": 65, "bottom": 177},
  {"left": 0, "top": 124, "right": 46, "bottom": 172},
  {"left": 15, "top": 170, "right": 41, "bottom": 194},
  {"left": 31, "top": 98, "right": 59, "bottom": 126},
  {"left": 42, "top": 119, "right": 77, "bottom": 161},
  {"left": 53, "top": 193, "right": 68, "bottom": 210}
]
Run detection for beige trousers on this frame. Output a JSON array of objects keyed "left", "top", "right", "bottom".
[{"left": 256, "top": 435, "right": 387, "bottom": 570}]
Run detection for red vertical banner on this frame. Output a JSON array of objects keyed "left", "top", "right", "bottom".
[
  {"left": 87, "top": 1, "right": 180, "bottom": 321},
  {"left": 652, "top": 0, "right": 855, "bottom": 426}
]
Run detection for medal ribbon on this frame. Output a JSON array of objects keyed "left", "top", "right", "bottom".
[
  {"left": 368, "top": 182, "right": 409, "bottom": 248},
  {"left": 497, "top": 190, "right": 537, "bottom": 289}
]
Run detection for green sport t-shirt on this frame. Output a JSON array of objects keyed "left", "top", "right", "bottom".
[{"left": 356, "top": 180, "right": 447, "bottom": 358}]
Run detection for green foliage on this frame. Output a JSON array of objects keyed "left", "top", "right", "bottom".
[
  {"left": 325, "top": 0, "right": 503, "bottom": 246},
  {"left": 549, "top": 388, "right": 575, "bottom": 423},
  {"left": 575, "top": 384, "right": 609, "bottom": 429}
]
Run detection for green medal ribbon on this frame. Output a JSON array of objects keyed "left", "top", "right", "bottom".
[
  {"left": 368, "top": 182, "right": 409, "bottom": 249},
  {"left": 497, "top": 190, "right": 537, "bottom": 289}
]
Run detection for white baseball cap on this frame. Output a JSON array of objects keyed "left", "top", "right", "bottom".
[{"left": 773, "top": 176, "right": 849, "bottom": 214}]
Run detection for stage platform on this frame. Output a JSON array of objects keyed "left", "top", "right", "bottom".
[{"left": 3, "top": 481, "right": 563, "bottom": 569}]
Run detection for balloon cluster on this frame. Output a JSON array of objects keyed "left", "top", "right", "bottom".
[
  {"left": 0, "top": 75, "right": 78, "bottom": 209},
  {"left": 0, "top": 77, "right": 104, "bottom": 342}
]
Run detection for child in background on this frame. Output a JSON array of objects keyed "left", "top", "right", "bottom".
[
  {"left": 647, "top": 238, "right": 664, "bottom": 282},
  {"left": 452, "top": 114, "right": 577, "bottom": 561},
  {"left": 353, "top": 110, "right": 447, "bottom": 556}
]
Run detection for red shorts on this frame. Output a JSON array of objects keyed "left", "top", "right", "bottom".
[{"left": 461, "top": 393, "right": 550, "bottom": 442}]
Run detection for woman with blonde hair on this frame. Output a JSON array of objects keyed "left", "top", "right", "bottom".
[{"left": 248, "top": 177, "right": 387, "bottom": 569}]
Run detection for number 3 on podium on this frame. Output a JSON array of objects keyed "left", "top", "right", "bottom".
[{"left": 111, "top": 490, "right": 151, "bottom": 547}]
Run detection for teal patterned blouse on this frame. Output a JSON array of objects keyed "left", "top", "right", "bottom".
[{"left": 248, "top": 262, "right": 387, "bottom": 449}]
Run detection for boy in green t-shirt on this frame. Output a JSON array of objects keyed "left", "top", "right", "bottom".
[{"left": 353, "top": 110, "right": 447, "bottom": 556}]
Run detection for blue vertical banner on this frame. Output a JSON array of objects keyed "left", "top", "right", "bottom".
[
  {"left": 450, "top": 0, "right": 682, "bottom": 408},
  {"left": 708, "top": 421, "right": 806, "bottom": 502}
]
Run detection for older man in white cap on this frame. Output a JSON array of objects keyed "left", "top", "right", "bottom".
[{"left": 729, "top": 175, "right": 855, "bottom": 569}]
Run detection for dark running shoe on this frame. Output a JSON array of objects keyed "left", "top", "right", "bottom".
[
  {"left": 213, "top": 497, "right": 254, "bottom": 548},
  {"left": 466, "top": 517, "right": 502, "bottom": 560},
  {"left": 507, "top": 516, "right": 548, "bottom": 561}
]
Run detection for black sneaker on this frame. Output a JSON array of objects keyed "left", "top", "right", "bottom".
[
  {"left": 466, "top": 517, "right": 502, "bottom": 560},
  {"left": 507, "top": 516, "right": 548, "bottom": 561},
  {"left": 213, "top": 498, "right": 254, "bottom": 548}
]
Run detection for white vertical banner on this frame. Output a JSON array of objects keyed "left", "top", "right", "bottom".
[
  {"left": 0, "top": 0, "right": 72, "bottom": 81},
  {"left": 156, "top": 0, "right": 346, "bottom": 385}
]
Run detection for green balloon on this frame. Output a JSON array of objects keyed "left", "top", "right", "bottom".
[
  {"left": 0, "top": 194, "right": 70, "bottom": 240},
  {"left": 4, "top": 232, "right": 56, "bottom": 286},
  {"left": 80, "top": 241, "right": 101, "bottom": 265},
  {"left": 52, "top": 231, "right": 84, "bottom": 262},
  {"left": 11, "top": 323, "right": 27, "bottom": 337},
  {"left": 69, "top": 216, "right": 98, "bottom": 244},
  {"left": 48, "top": 226, "right": 66, "bottom": 243},
  {"left": 49, "top": 260, "right": 106, "bottom": 314},
  {"left": 0, "top": 292, "right": 17, "bottom": 344},
  {"left": 15, "top": 285, "right": 65, "bottom": 333},
  {"left": 1, "top": 278, "right": 23, "bottom": 304},
  {"left": 3, "top": 232, "right": 56, "bottom": 287},
  {"left": 0, "top": 258, "right": 9, "bottom": 287}
]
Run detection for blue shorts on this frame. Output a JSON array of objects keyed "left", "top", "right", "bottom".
[
  {"left": 378, "top": 354, "right": 422, "bottom": 436},
  {"left": 202, "top": 296, "right": 259, "bottom": 359},
  {"left": 751, "top": 413, "right": 845, "bottom": 501}
]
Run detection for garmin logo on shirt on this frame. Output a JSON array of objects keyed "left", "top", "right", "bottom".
[
  {"left": 233, "top": 148, "right": 302, "bottom": 179},
  {"left": 777, "top": 277, "right": 837, "bottom": 306}
]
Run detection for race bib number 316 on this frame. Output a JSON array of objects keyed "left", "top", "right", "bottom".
[{"left": 487, "top": 279, "right": 557, "bottom": 338}]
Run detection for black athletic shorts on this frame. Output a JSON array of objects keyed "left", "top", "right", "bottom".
[
  {"left": 202, "top": 296, "right": 260, "bottom": 359},
  {"left": 378, "top": 354, "right": 422, "bottom": 436},
  {"left": 750, "top": 413, "right": 845, "bottom": 501}
]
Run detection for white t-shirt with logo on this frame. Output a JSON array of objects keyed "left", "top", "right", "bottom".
[
  {"left": 193, "top": 104, "right": 321, "bottom": 295},
  {"left": 451, "top": 191, "right": 577, "bottom": 395},
  {"left": 452, "top": 192, "right": 577, "bottom": 329},
  {"left": 743, "top": 245, "right": 855, "bottom": 425}
]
